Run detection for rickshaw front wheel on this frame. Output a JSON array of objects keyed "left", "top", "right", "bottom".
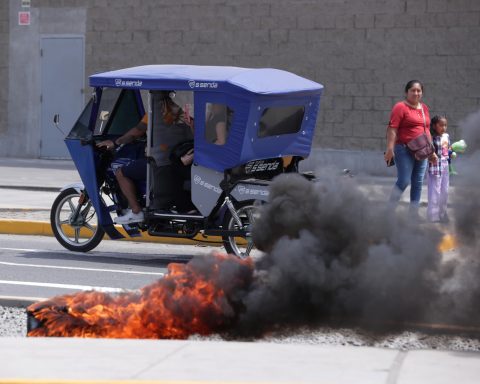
[
  {"left": 50, "top": 188, "right": 105, "bottom": 252},
  {"left": 222, "top": 201, "right": 260, "bottom": 259}
]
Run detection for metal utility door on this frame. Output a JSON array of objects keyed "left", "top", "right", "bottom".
[{"left": 40, "top": 36, "right": 84, "bottom": 158}]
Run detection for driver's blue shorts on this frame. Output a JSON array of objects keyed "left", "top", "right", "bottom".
[{"left": 120, "top": 158, "right": 147, "bottom": 181}]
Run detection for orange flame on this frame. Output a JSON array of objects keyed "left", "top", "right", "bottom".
[{"left": 27, "top": 252, "right": 253, "bottom": 339}]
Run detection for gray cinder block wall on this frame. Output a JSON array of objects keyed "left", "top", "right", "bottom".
[{"left": 1, "top": 0, "right": 480, "bottom": 175}]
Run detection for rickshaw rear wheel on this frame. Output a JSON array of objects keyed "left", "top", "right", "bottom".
[
  {"left": 50, "top": 188, "right": 105, "bottom": 252},
  {"left": 222, "top": 201, "right": 260, "bottom": 259}
]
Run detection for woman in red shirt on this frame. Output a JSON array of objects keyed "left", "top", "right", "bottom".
[{"left": 384, "top": 80, "right": 436, "bottom": 218}]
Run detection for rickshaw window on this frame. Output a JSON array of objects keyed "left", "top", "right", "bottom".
[
  {"left": 93, "top": 88, "right": 120, "bottom": 136},
  {"left": 106, "top": 90, "right": 143, "bottom": 135},
  {"left": 93, "top": 89, "right": 142, "bottom": 136},
  {"left": 258, "top": 105, "right": 305, "bottom": 138},
  {"left": 66, "top": 98, "right": 94, "bottom": 140},
  {"left": 205, "top": 103, "right": 233, "bottom": 146}
]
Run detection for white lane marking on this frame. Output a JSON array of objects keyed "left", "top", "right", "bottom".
[
  {"left": 0, "top": 261, "right": 165, "bottom": 276},
  {"left": 0, "top": 280, "right": 125, "bottom": 293},
  {"left": 1, "top": 247, "right": 40, "bottom": 252}
]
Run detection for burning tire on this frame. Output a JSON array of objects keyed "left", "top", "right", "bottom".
[
  {"left": 222, "top": 201, "right": 260, "bottom": 259},
  {"left": 50, "top": 188, "right": 105, "bottom": 252}
]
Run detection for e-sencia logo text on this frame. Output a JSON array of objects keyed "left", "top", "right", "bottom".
[
  {"left": 115, "top": 78, "right": 142, "bottom": 87},
  {"left": 237, "top": 185, "right": 269, "bottom": 196},
  {"left": 188, "top": 80, "right": 218, "bottom": 89},
  {"left": 193, "top": 175, "right": 221, "bottom": 194}
]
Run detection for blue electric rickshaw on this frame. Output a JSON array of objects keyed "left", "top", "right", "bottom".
[{"left": 50, "top": 65, "right": 324, "bottom": 258}]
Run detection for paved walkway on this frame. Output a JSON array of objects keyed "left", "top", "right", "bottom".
[
  {"left": 0, "top": 157, "right": 78, "bottom": 191},
  {"left": 1, "top": 337, "right": 479, "bottom": 384},
  {"left": 0, "top": 157, "right": 475, "bottom": 384}
]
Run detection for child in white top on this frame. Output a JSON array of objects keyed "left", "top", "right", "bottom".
[{"left": 427, "top": 115, "right": 450, "bottom": 223}]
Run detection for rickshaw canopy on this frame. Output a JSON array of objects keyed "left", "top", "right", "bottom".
[
  {"left": 89, "top": 65, "right": 323, "bottom": 96},
  {"left": 88, "top": 64, "right": 324, "bottom": 172}
]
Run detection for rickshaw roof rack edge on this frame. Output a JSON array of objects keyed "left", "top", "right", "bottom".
[{"left": 89, "top": 64, "right": 323, "bottom": 95}]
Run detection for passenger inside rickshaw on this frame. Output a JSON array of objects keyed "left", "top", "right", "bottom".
[
  {"left": 149, "top": 90, "right": 194, "bottom": 214},
  {"left": 205, "top": 103, "right": 232, "bottom": 145}
]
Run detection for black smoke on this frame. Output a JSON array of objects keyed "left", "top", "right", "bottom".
[
  {"left": 234, "top": 111, "right": 480, "bottom": 335},
  {"left": 234, "top": 173, "right": 443, "bottom": 335}
]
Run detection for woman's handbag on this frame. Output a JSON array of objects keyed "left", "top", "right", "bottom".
[
  {"left": 406, "top": 105, "right": 434, "bottom": 161},
  {"left": 406, "top": 133, "right": 434, "bottom": 160}
]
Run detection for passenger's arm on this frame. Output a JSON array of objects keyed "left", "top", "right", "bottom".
[
  {"left": 180, "top": 149, "right": 194, "bottom": 166},
  {"left": 214, "top": 121, "right": 227, "bottom": 145}
]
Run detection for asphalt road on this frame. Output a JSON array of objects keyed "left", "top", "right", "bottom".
[{"left": 0, "top": 234, "right": 217, "bottom": 300}]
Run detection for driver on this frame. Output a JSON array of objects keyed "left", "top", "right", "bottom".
[{"left": 96, "top": 115, "right": 148, "bottom": 224}]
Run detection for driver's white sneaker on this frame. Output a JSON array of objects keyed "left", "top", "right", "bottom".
[{"left": 115, "top": 209, "right": 144, "bottom": 224}]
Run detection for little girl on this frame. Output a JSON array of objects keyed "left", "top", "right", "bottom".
[{"left": 427, "top": 115, "right": 450, "bottom": 223}]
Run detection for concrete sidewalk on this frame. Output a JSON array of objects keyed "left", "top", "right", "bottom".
[
  {"left": 1, "top": 337, "right": 479, "bottom": 384},
  {"left": 0, "top": 157, "right": 79, "bottom": 191}
]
